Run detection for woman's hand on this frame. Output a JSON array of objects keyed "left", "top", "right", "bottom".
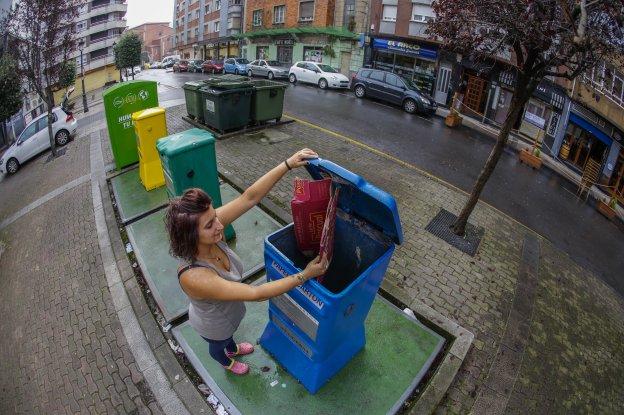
[
  {"left": 287, "top": 148, "right": 318, "bottom": 169},
  {"left": 301, "top": 254, "right": 329, "bottom": 280}
]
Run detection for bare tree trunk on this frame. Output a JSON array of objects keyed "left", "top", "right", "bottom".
[
  {"left": 46, "top": 87, "right": 57, "bottom": 157},
  {"left": 451, "top": 90, "right": 530, "bottom": 236}
]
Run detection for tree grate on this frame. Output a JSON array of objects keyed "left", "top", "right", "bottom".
[{"left": 425, "top": 209, "right": 484, "bottom": 257}]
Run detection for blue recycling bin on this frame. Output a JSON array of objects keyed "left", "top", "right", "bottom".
[{"left": 259, "top": 158, "right": 403, "bottom": 394}]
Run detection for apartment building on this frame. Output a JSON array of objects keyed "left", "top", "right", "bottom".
[
  {"left": 173, "top": 0, "right": 244, "bottom": 60},
  {"left": 71, "top": 0, "right": 127, "bottom": 92},
  {"left": 128, "top": 22, "right": 173, "bottom": 62}
]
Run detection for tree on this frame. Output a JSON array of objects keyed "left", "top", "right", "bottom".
[
  {"left": 5, "top": 0, "right": 84, "bottom": 157},
  {"left": 0, "top": 54, "right": 23, "bottom": 127},
  {"left": 114, "top": 32, "right": 142, "bottom": 80},
  {"left": 58, "top": 60, "right": 77, "bottom": 91},
  {"left": 428, "top": 0, "right": 624, "bottom": 236}
]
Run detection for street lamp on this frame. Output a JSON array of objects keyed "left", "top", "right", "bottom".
[
  {"left": 78, "top": 40, "right": 89, "bottom": 113},
  {"left": 113, "top": 41, "right": 122, "bottom": 82}
]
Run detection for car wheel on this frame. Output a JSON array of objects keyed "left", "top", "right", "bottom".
[
  {"left": 55, "top": 129, "right": 70, "bottom": 146},
  {"left": 267, "top": 71, "right": 274, "bottom": 80},
  {"left": 318, "top": 78, "right": 328, "bottom": 89},
  {"left": 289, "top": 74, "right": 297, "bottom": 83},
  {"left": 247, "top": 69, "right": 253, "bottom": 77},
  {"left": 6, "top": 158, "right": 19, "bottom": 174},
  {"left": 403, "top": 98, "right": 417, "bottom": 114},
  {"left": 354, "top": 85, "right": 366, "bottom": 98}
]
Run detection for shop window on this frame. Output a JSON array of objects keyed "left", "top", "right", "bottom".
[
  {"left": 256, "top": 46, "right": 269, "bottom": 60},
  {"left": 274, "top": 5, "right": 285, "bottom": 24},
  {"left": 303, "top": 46, "right": 323, "bottom": 62},
  {"left": 382, "top": 5, "right": 397, "bottom": 22},
  {"left": 252, "top": 9, "right": 263, "bottom": 26},
  {"left": 299, "top": 1, "right": 314, "bottom": 22}
]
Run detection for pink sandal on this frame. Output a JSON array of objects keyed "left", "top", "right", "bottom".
[
  {"left": 223, "top": 360, "right": 249, "bottom": 375},
  {"left": 226, "top": 342, "right": 255, "bottom": 358}
]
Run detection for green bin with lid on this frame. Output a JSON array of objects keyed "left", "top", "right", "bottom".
[
  {"left": 250, "top": 80, "right": 288, "bottom": 123},
  {"left": 156, "top": 128, "right": 235, "bottom": 240},
  {"left": 200, "top": 82, "right": 254, "bottom": 132},
  {"left": 183, "top": 81, "right": 207, "bottom": 122}
]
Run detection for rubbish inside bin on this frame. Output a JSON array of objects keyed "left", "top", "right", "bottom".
[
  {"left": 269, "top": 211, "right": 392, "bottom": 294},
  {"left": 291, "top": 178, "right": 331, "bottom": 256},
  {"left": 317, "top": 186, "right": 340, "bottom": 283}
]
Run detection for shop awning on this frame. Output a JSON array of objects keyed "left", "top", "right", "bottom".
[
  {"left": 234, "top": 26, "right": 358, "bottom": 40},
  {"left": 569, "top": 112, "right": 613, "bottom": 146}
]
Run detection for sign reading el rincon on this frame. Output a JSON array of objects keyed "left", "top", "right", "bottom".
[{"left": 103, "top": 81, "right": 159, "bottom": 169}]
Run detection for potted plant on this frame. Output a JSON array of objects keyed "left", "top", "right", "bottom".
[
  {"left": 445, "top": 93, "right": 463, "bottom": 127},
  {"left": 597, "top": 194, "right": 618, "bottom": 220},
  {"left": 519, "top": 132, "right": 543, "bottom": 169}
]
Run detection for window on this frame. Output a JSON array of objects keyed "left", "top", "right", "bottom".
[
  {"left": 214, "top": 20, "right": 220, "bottom": 32},
  {"left": 299, "top": 1, "right": 314, "bottom": 21},
  {"left": 382, "top": 5, "right": 397, "bottom": 22},
  {"left": 411, "top": 4, "right": 434, "bottom": 22},
  {"left": 195, "top": 10, "right": 200, "bottom": 19},
  {"left": 370, "top": 71, "right": 385, "bottom": 81},
  {"left": 252, "top": 9, "right": 262, "bottom": 26},
  {"left": 386, "top": 73, "right": 404, "bottom": 88},
  {"left": 359, "top": 69, "right": 372, "bottom": 78},
  {"left": 18, "top": 122, "right": 37, "bottom": 143},
  {"left": 274, "top": 5, "right": 285, "bottom": 24},
  {"left": 205, "top": 4, "right": 210, "bottom": 13},
  {"left": 187, "top": 13, "right": 191, "bottom": 21},
  {"left": 216, "top": 0, "right": 221, "bottom": 10},
  {"left": 194, "top": 27, "right": 199, "bottom": 37},
  {"left": 296, "top": 62, "right": 307, "bottom": 68},
  {"left": 76, "top": 21, "right": 87, "bottom": 32}
]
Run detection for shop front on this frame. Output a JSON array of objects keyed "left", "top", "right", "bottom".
[
  {"left": 201, "top": 40, "right": 239, "bottom": 60},
  {"left": 369, "top": 38, "right": 438, "bottom": 95},
  {"left": 518, "top": 80, "right": 567, "bottom": 146}
]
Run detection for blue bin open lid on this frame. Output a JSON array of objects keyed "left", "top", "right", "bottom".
[{"left": 305, "top": 158, "right": 403, "bottom": 245}]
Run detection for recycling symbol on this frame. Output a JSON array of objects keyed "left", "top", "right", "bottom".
[
  {"left": 138, "top": 90, "right": 149, "bottom": 101},
  {"left": 113, "top": 96, "right": 124, "bottom": 108}
]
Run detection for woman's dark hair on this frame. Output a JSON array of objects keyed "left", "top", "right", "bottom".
[{"left": 164, "top": 188, "right": 212, "bottom": 263}]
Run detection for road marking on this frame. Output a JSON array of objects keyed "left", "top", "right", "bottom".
[{"left": 283, "top": 113, "right": 550, "bottom": 241}]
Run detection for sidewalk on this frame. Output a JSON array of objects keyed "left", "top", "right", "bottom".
[{"left": 435, "top": 107, "right": 624, "bottom": 219}]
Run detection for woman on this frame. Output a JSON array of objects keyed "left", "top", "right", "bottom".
[{"left": 165, "top": 149, "right": 328, "bottom": 375}]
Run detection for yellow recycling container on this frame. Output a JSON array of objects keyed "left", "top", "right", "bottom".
[{"left": 132, "top": 107, "right": 168, "bottom": 191}]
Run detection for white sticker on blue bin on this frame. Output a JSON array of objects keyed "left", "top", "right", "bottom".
[{"left": 271, "top": 293, "right": 319, "bottom": 341}]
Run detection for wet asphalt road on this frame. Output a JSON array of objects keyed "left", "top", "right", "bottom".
[{"left": 139, "top": 69, "right": 624, "bottom": 297}]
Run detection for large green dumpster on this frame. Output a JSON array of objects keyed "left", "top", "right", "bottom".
[
  {"left": 200, "top": 85, "right": 253, "bottom": 132},
  {"left": 182, "top": 81, "right": 206, "bottom": 122},
  {"left": 156, "top": 128, "right": 235, "bottom": 240},
  {"left": 102, "top": 80, "right": 159, "bottom": 169},
  {"left": 250, "top": 80, "right": 287, "bottom": 123}
]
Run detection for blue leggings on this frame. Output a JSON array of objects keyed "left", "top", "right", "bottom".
[{"left": 202, "top": 336, "right": 237, "bottom": 366}]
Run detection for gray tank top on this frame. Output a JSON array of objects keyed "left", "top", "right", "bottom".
[{"left": 179, "top": 241, "right": 246, "bottom": 340}]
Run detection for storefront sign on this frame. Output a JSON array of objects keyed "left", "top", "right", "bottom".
[
  {"left": 547, "top": 112, "right": 559, "bottom": 137},
  {"left": 274, "top": 38, "right": 294, "bottom": 46},
  {"left": 534, "top": 81, "right": 566, "bottom": 110},
  {"left": 372, "top": 38, "right": 438, "bottom": 61}
]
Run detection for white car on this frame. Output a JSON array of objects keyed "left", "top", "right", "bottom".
[
  {"left": 288, "top": 61, "right": 350, "bottom": 89},
  {"left": 0, "top": 107, "right": 77, "bottom": 174}
]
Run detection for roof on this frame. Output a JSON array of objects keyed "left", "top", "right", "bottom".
[{"left": 234, "top": 26, "right": 358, "bottom": 40}]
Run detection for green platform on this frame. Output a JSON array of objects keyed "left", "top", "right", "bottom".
[
  {"left": 172, "top": 293, "right": 445, "bottom": 415},
  {"left": 126, "top": 185, "right": 282, "bottom": 323},
  {"left": 110, "top": 167, "right": 168, "bottom": 224}
]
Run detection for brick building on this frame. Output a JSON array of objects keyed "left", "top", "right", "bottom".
[
  {"left": 128, "top": 22, "right": 173, "bottom": 62},
  {"left": 238, "top": 0, "right": 364, "bottom": 75},
  {"left": 172, "top": 0, "right": 244, "bottom": 60}
]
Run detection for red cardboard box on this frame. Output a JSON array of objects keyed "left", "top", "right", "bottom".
[
  {"left": 317, "top": 186, "right": 340, "bottom": 283},
  {"left": 291, "top": 177, "right": 332, "bottom": 256}
]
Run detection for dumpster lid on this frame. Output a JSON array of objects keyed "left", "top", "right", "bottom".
[
  {"left": 305, "top": 158, "right": 403, "bottom": 244},
  {"left": 156, "top": 128, "right": 215, "bottom": 156},
  {"left": 132, "top": 107, "right": 165, "bottom": 121},
  {"left": 183, "top": 81, "right": 206, "bottom": 90}
]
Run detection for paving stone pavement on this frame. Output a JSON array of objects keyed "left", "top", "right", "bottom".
[
  {"left": 163, "top": 105, "right": 624, "bottom": 414},
  {"left": 0, "top": 129, "right": 163, "bottom": 413}
]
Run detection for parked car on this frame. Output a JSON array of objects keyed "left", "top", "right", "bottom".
[
  {"left": 188, "top": 60, "right": 204, "bottom": 73},
  {"left": 223, "top": 58, "right": 250, "bottom": 75},
  {"left": 151, "top": 61, "right": 161, "bottom": 69},
  {"left": 163, "top": 58, "right": 179, "bottom": 69},
  {"left": 173, "top": 60, "right": 189, "bottom": 72},
  {"left": 351, "top": 68, "right": 438, "bottom": 115},
  {"left": 201, "top": 59, "right": 224, "bottom": 74},
  {"left": 0, "top": 107, "right": 77, "bottom": 175},
  {"left": 247, "top": 59, "right": 290, "bottom": 79},
  {"left": 288, "top": 62, "right": 350, "bottom": 89}
]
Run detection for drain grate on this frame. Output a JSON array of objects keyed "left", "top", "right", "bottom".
[{"left": 425, "top": 209, "right": 484, "bottom": 256}]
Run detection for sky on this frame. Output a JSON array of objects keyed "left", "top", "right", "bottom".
[{"left": 126, "top": 0, "right": 174, "bottom": 29}]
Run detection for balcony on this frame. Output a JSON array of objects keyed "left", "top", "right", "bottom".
[
  {"left": 81, "top": 53, "right": 116, "bottom": 72},
  {"left": 87, "top": 2, "right": 127, "bottom": 20},
  {"left": 71, "top": 35, "right": 120, "bottom": 59},
  {"left": 76, "top": 18, "right": 127, "bottom": 39}
]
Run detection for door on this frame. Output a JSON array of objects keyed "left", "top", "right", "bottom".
[
  {"left": 434, "top": 65, "right": 452, "bottom": 105},
  {"left": 16, "top": 120, "right": 39, "bottom": 162},
  {"left": 340, "top": 52, "right": 351, "bottom": 76},
  {"left": 384, "top": 73, "right": 406, "bottom": 105},
  {"left": 277, "top": 46, "right": 292, "bottom": 66},
  {"left": 294, "top": 62, "right": 308, "bottom": 82},
  {"left": 302, "top": 63, "right": 318, "bottom": 83},
  {"left": 34, "top": 116, "right": 51, "bottom": 152},
  {"left": 258, "top": 60, "right": 268, "bottom": 77},
  {"left": 366, "top": 70, "right": 386, "bottom": 99},
  {"left": 464, "top": 75, "right": 487, "bottom": 114}
]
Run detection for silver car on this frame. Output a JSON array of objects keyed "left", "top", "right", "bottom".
[{"left": 247, "top": 60, "right": 290, "bottom": 80}]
